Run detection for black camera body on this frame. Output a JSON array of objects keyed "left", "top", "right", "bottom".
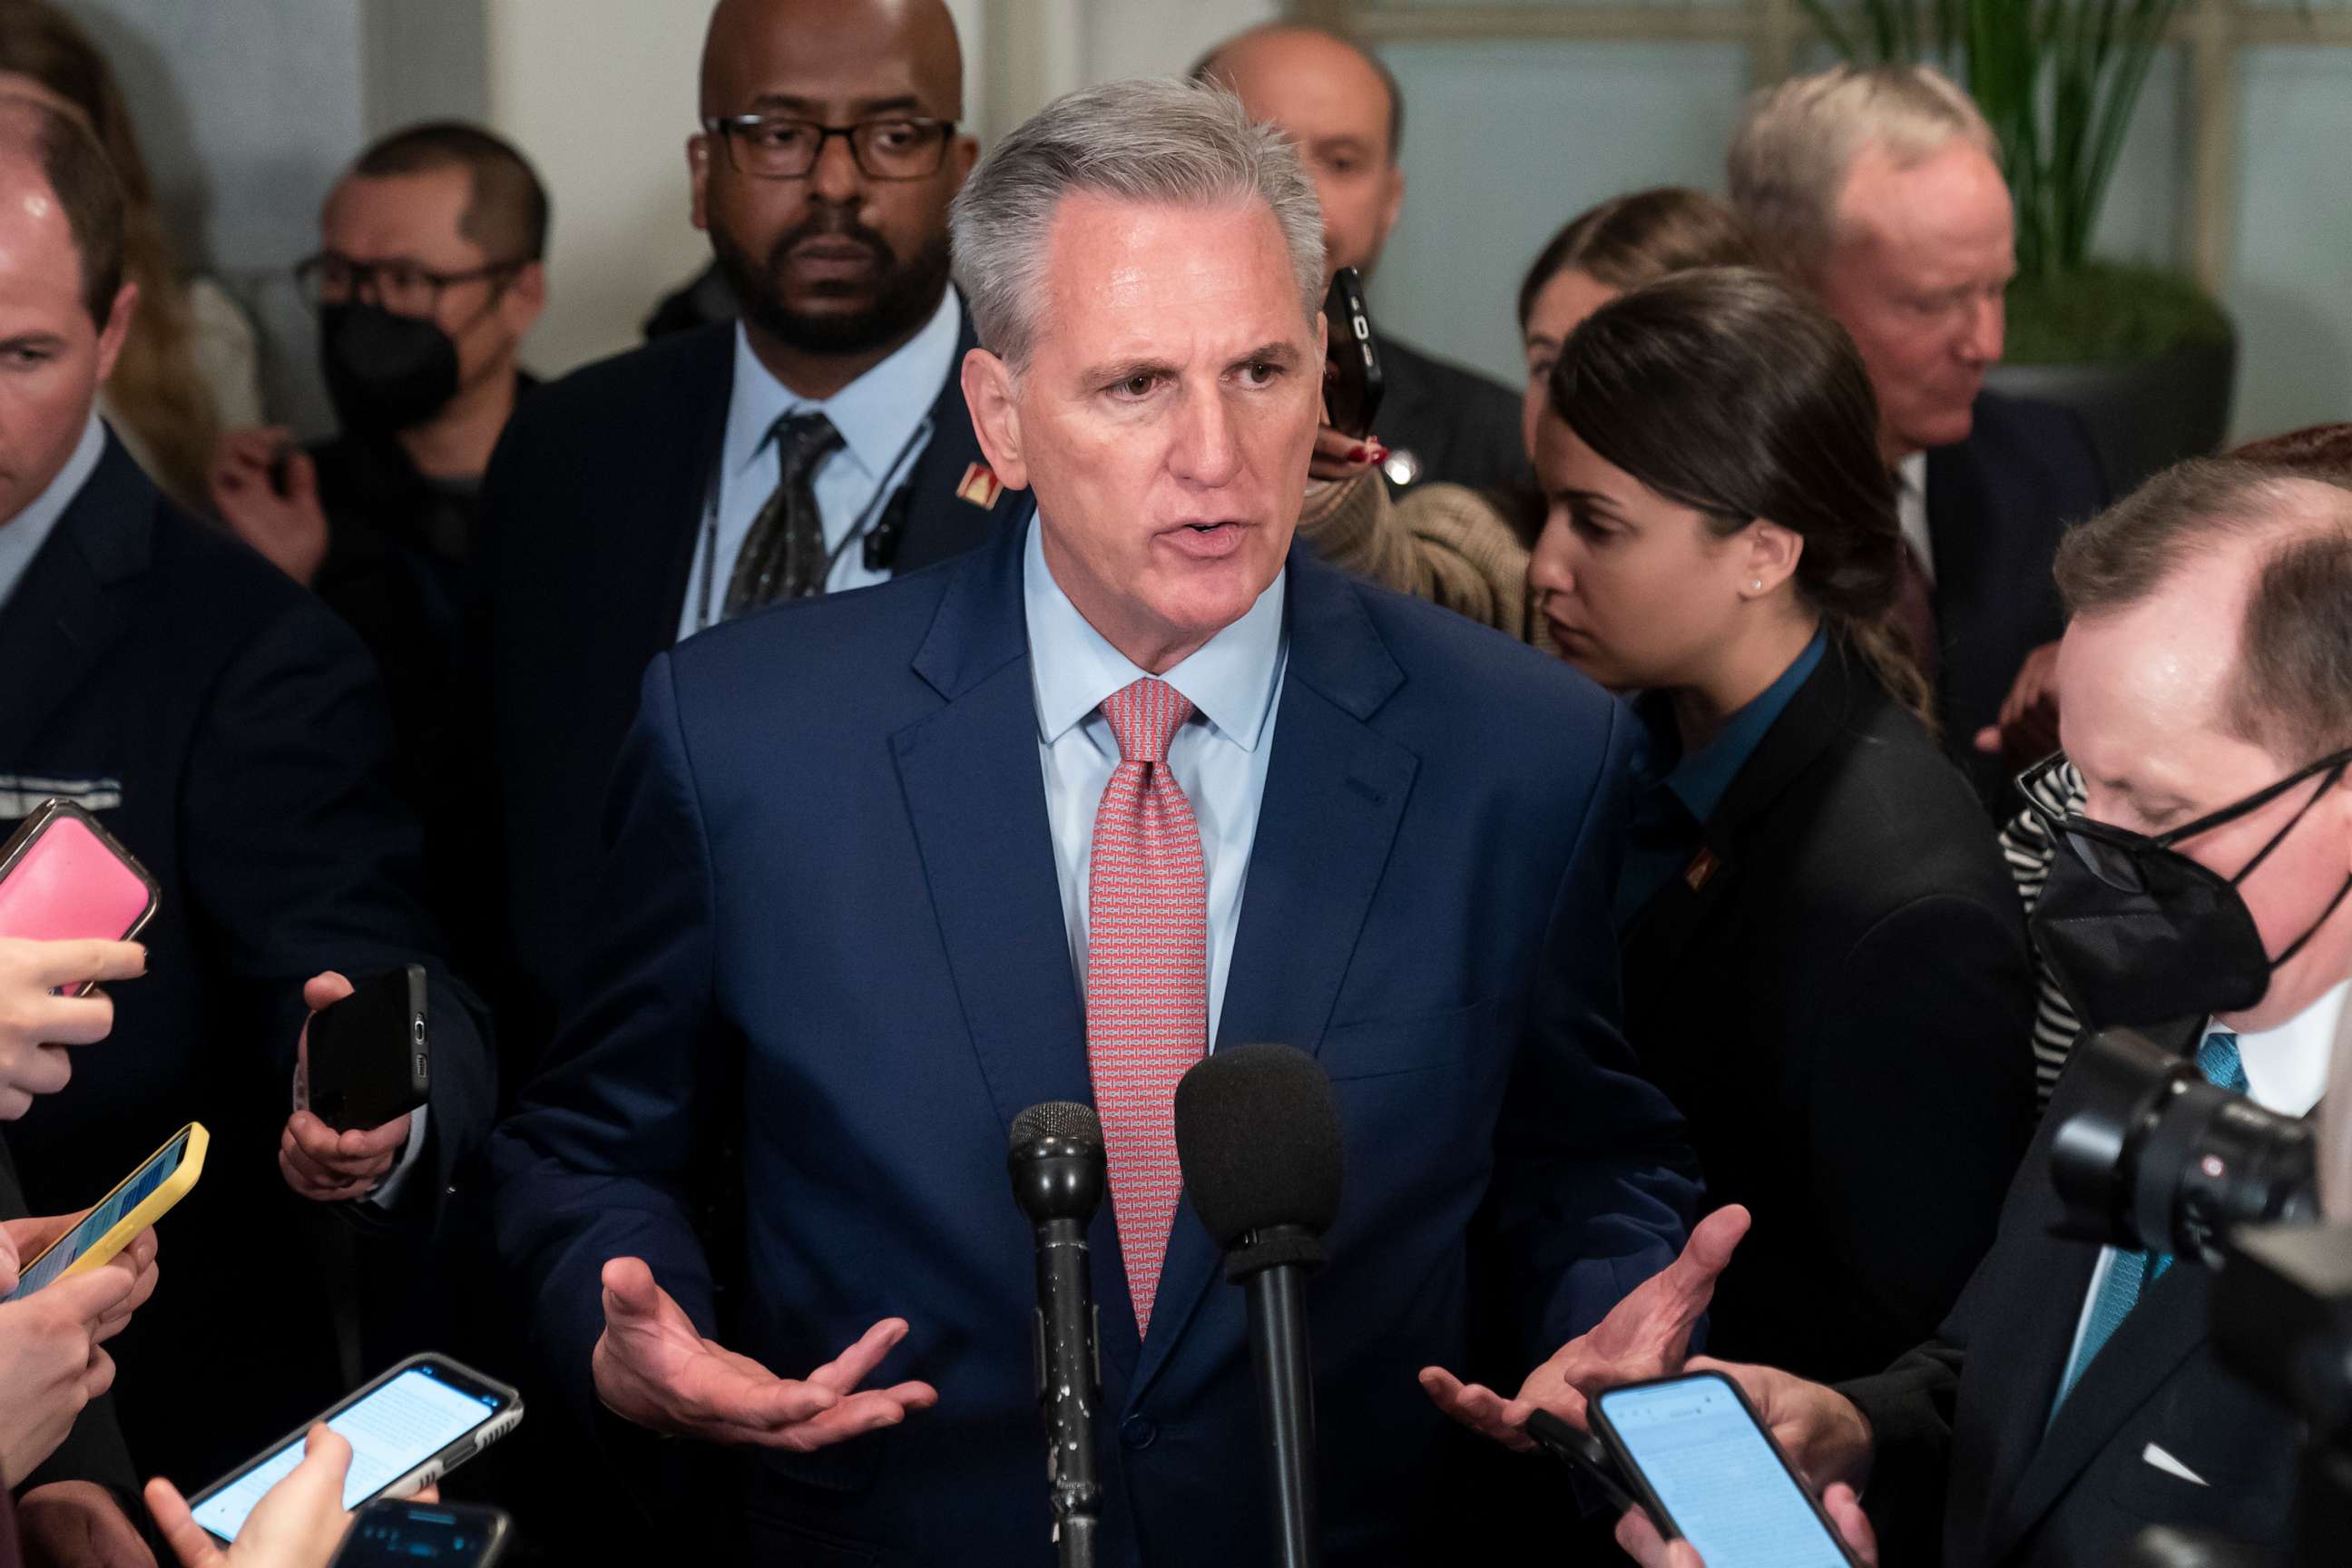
[{"left": 2049, "top": 1029, "right": 2347, "bottom": 1568}]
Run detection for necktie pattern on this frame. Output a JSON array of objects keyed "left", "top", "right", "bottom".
[
  {"left": 2051, "top": 1031, "right": 2246, "bottom": 1415},
  {"left": 1085, "top": 677, "right": 1207, "bottom": 1336},
  {"left": 724, "top": 412, "right": 845, "bottom": 616}
]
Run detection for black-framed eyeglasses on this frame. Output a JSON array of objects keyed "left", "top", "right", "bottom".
[
  {"left": 294, "top": 252, "right": 525, "bottom": 316},
  {"left": 700, "top": 114, "right": 956, "bottom": 181},
  {"left": 2016, "top": 746, "right": 2352, "bottom": 894}
]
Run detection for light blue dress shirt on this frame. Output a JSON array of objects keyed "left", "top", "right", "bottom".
[
  {"left": 1022, "top": 516, "right": 1288, "bottom": 1049},
  {"left": 677, "top": 287, "right": 963, "bottom": 638},
  {"left": 0, "top": 412, "right": 104, "bottom": 613}
]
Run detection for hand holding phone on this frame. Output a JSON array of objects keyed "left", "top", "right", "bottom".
[
  {"left": 284, "top": 969, "right": 426, "bottom": 1202},
  {"left": 149, "top": 1425, "right": 361, "bottom": 1568},
  {"left": 0, "top": 1266, "right": 134, "bottom": 1486},
  {"left": 0, "top": 937, "right": 147, "bottom": 1120}
]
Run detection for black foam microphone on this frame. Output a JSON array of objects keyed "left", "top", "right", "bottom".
[
  {"left": 1008, "top": 1102, "right": 1107, "bottom": 1567},
  {"left": 1173, "top": 1044, "right": 1345, "bottom": 1568}
]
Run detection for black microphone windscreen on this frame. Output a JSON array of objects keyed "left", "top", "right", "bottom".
[
  {"left": 1011, "top": 1100, "right": 1102, "bottom": 1153},
  {"left": 1172, "top": 1043, "right": 1343, "bottom": 1249}
]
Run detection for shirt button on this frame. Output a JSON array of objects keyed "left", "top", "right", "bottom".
[{"left": 1120, "top": 1415, "right": 1157, "bottom": 1450}]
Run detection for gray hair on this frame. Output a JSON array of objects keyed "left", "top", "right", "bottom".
[
  {"left": 949, "top": 77, "right": 1325, "bottom": 368},
  {"left": 1727, "top": 64, "right": 1998, "bottom": 282}
]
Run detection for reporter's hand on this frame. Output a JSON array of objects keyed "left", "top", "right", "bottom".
[
  {"left": 1, "top": 1216, "right": 160, "bottom": 1343},
  {"left": 0, "top": 937, "right": 146, "bottom": 1119},
  {"left": 1974, "top": 639, "right": 2062, "bottom": 765},
  {"left": 147, "top": 1424, "right": 355, "bottom": 1568},
  {"left": 0, "top": 1266, "right": 132, "bottom": 1485},
  {"left": 210, "top": 428, "right": 328, "bottom": 587},
  {"left": 1419, "top": 1204, "right": 1750, "bottom": 1448},
  {"left": 1307, "top": 424, "right": 1387, "bottom": 485},
  {"left": 280, "top": 972, "right": 411, "bottom": 1202},
  {"left": 1612, "top": 1481, "right": 1879, "bottom": 1567},
  {"left": 593, "top": 1256, "right": 936, "bottom": 1449},
  {"left": 1681, "top": 1356, "right": 1875, "bottom": 1494},
  {"left": 17, "top": 1477, "right": 159, "bottom": 1568}
]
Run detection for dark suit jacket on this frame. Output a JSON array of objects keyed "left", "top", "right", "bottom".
[
  {"left": 475, "top": 299, "right": 1018, "bottom": 1070},
  {"left": 1377, "top": 335, "right": 1529, "bottom": 504},
  {"left": 1926, "top": 390, "right": 2110, "bottom": 800},
  {"left": 488, "top": 521, "right": 1700, "bottom": 1564},
  {"left": 0, "top": 437, "right": 495, "bottom": 1485},
  {"left": 1842, "top": 1049, "right": 2299, "bottom": 1567},
  {"left": 1622, "top": 642, "right": 2037, "bottom": 1383}
]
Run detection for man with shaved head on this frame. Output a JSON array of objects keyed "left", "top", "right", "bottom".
[
  {"left": 1197, "top": 23, "right": 1529, "bottom": 506},
  {"left": 475, "top": 0, "right": 1021, "bottom": 1069}
]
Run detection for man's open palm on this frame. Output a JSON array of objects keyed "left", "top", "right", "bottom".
[
  {"left": 1420, "top": 1204, "right": 1751, "bottom": 1447},
  {"left": 593, "top": 1257, "right": 936, "bottom": 1450}
]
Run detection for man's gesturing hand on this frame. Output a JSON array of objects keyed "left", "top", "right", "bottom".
[
  {"left": 1419, "top": 1204, "right": 1751, "bottom": 1448},
  {"left": 592, "top": 1257, "right": 937, "bottom": 1449}
]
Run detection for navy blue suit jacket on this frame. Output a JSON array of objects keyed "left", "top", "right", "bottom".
[
  {"left": 0, "top": 436, "right": 495, "bottom": 1485},
  {"left": 489, "top": 520, "right": 1698, "bottom": 1563}
]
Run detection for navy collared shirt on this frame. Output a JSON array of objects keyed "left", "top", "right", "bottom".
[{"left": 1614, "top": 626, "right": 1828, "bottom": 927}]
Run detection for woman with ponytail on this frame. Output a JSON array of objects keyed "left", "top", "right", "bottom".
[{"left": 1534, "top": 266, "right": 2036, "bottom": 1381}]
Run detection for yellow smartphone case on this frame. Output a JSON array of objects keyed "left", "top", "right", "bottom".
[{"left": 26, "top": 1122, "right": 208, "bottom": 1286}]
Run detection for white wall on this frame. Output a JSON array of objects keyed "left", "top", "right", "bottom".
[{"left": 481, "top": 0, "right": 710, "bottom": 376}]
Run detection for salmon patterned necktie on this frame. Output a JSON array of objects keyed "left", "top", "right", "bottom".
[{"left": 1085, "top": 676, "right": 1208, "bottom": 1335}]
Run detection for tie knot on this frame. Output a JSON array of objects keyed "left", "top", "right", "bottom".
[
  {"left": 1102, "top": 677, "right": 1193, "bottom": 764},
  {"left": 771, "top": 412, "right": 844, "bottom": 482},
  {"left": 2198, "top": 1030, "right": 2249, "bottom": 1094}
]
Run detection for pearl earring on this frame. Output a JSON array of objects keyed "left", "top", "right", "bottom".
[{"left": 1750, "top": 579, "right": 1764, "bottom": 592}]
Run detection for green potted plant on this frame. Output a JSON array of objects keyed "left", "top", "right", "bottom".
[{"left": 1800, "top": 0, "right": 2235, "bottom": 489}]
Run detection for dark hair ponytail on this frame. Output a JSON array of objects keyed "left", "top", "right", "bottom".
[{"left": 1545, "top": 265, "right": 1933, "bottom": 727}]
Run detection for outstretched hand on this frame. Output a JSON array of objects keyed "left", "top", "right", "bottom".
[
  {"left": 1419, "top": 1204, "right": 1750, "bottom": 1448},
  {"left": 592, "top": 1257, "right": 936, "bottom": 1450}
]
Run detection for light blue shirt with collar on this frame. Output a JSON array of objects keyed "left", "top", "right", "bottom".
[
  {"left": 0, "top": 411, "right": 104, "bottom": 613},
  {"left": 1023, "top": 515, "right": 1288, "bottom": 1049},
  {"left": 678, "top": 287, "right": 963, "bottom": 639}
]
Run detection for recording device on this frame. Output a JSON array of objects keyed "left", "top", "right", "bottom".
[
  {"left": 328, "top": 1499, "right": 512, "bottom": 1567},
  {"left": 1321, "top": 267, "right": 1385, "bottom": 439},
  {"left": 7, "top": 1122, "right": 206, "bottom": 1299},
  {"left": 306, "top": 965, "right": 431, "bottom": 1132},
  {"left": 1525, "top": 1406, "right": 1640, "bottom": 1516},
  {"left": 1007, "top": 1100, "right": 1107, "bottom": 1568},
  {"left": 1591, "top": 1372, "right": 1861, "bottom": 1568},
  {"left": 2050, "top": 1027, "right": 2317, "bottom": 1265},
  {"left": 2049, "top": 1028, "right": 2346, "bottom": 1566},
  {"left": 0, "top": 799, "right": 161, "bottom": 986},
  {"left": 186, "top": 1354, "right": 523, "bottom": 1544},
  {"left": 1173, "top": 1043, "right": 1344, "bottom": 1568}
]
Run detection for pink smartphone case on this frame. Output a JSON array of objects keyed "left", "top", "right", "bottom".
[{"left": 0, "top": 807, "right": 157, "bottom": 945}]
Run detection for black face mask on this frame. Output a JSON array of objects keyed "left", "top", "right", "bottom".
[
  {"left": 2023, "top": 749, "right": 2352, "bottom": 1032},
  {"left": 320, "top": 302, "right": 459, "bottom": 435}
]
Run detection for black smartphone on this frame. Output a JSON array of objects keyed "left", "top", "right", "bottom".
[
  {"left": 1591, "top": 1371, "right": 1860, "bottom": 1567},
  {"left": 307, "top": 965, "right": 429, "bottom": 1132},
  {"left": 1525, "top": 1407, "right": 1641, "bottom": 1516},
  {"left": 1322, "top": 265, "right": 1385, "bottom": 438},
  {"left": 330, "top": 1499, "right": 511, "bottom": 1567},
  {"left": 185, "top": 1355, "right": 523, "bottom": 1545}
]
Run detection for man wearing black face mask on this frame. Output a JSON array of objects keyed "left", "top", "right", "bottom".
[
  {"left": 1444, "top": 459, "right": 2352, "bottom": 1568},
  {"left": 211, "top": 122, "right": 548, "bottom": 827}
]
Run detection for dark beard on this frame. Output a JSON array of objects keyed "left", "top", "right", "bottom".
[{"left": 710, "top": 208, "right": 953, "bottom": 356}]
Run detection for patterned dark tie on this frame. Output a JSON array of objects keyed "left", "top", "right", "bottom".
[{"left": 723, "top": 412, "right": 845, "bottom": 616}]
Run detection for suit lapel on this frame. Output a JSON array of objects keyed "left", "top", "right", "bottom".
[
  {"left": 892, "top": 301, "right": 1018, "bottom": 575},
  {"left": 647, "top": 327, "right": 734, "bottom": 637},
  {"left": 1990, "top": 1258, "right": 2211, "bottom": 1559},
  {"left": 0, "top": 441, "right": 150, "bottom": 763},
  {"left": 1128, "top": 548, "right": 1417, "bottom": 1397}
]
